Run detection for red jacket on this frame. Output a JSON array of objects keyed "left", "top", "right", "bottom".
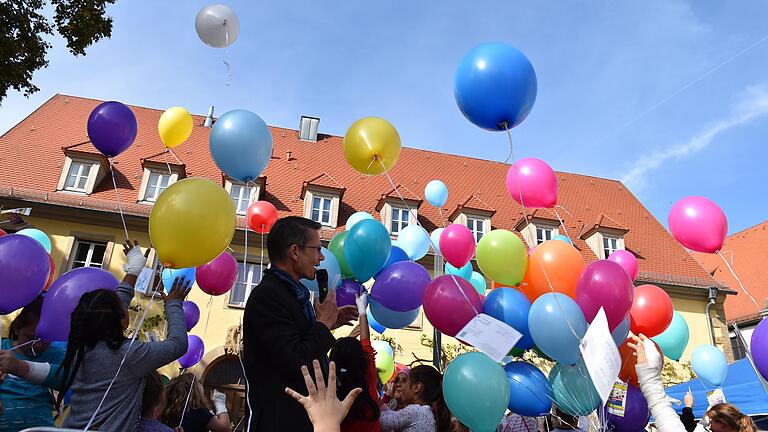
[{"left": 341, "top": 339, "right": 382, "bottom": 432}]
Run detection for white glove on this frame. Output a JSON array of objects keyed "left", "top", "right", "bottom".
[
  {"left": 643, "top": 338, "right": 663, "bottom": 371},
  {"left": 356, "top": 293, "right": 368, "bottom": 316},
  {"left": 122, "top": 246, "right": 147, "bottom": 276},
  {"left": 211, "top": 390, "right": 228, "bottom": 415}
]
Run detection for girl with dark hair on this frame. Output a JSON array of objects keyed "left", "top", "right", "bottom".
[
  {"left": 140, "top": 371, "right": 178, "bottom": 432},
  {"left": 380, "top": 364, "right": 451, "bottom": 432},
  {"left": 162, "top": 373, "right": 230, "bottom": 432},
  {"left": 329, "top": 293, "right": 381, "bottom": 432}
]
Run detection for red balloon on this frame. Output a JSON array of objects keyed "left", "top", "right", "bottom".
[
  {"left": 630, "top": 284, "right": 673, "bottom": 337},
  {"left": 423, "top": 275, "right": 483, "bottom": 337},
  {"left": 44, "top": 254, "right": 56, "bottom": 292},
  {"left": 618, "top": 338, "right": 664, "bottom": 386},
  {"left": 247, "top": 201, "right": 278, "bottom": 234}
]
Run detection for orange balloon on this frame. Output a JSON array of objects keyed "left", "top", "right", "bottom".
[
  {"left": 618, "top": 338, "right": 664, "bottom": 386},
  {"left": 519, "top": 240, "right": 585, "bottom": 302}
]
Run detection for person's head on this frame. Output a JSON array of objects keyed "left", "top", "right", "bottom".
[
  {"left": 8, "top": 296, "right": 51, "bottom": 357},
  {"left": 329, "top": 337, "right": 380, "bottom": 422},
  {"left": 266, "top": 216, "right": 323, "bottom": 280},
  {"left": 162, "top": 373, "right": 211, "bottom": 426},
  {"left": 142, "top": 371, "right": 167, "bottom": 420},
  {"left": 393, "top": 370, "right": 410, "bottom": 402},
  {"left": 705, "top": 403, "right": 757, "bottom": 432},
  {"left": 400, "top": 365, "right": 451, "bottom": 432}
]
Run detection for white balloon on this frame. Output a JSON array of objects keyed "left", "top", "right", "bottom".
[{"left": 195, "top": 4, "right": 240, "bottom": 48}]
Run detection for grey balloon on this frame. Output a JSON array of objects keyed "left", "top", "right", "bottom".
[{"left": 195, "top": 4, "right": 240, "bottom": 48}]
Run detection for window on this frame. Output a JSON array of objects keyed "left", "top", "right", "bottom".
[
  {"left": 536, "top": 226, "right": 553, "bottom": 245},
  {"left": 229, "top": 262, "right": 264, "bottom": 306},
  {"left": 730, "top": 334, "right": 747, "bottom": 361},
  {"left": 603, "top": 236, "right": 619, "bottom": 258},
  {"left": 230, "top": 184, "right": 256, "bottom": 215},
  {"left": 64, "top": 162, "right": 92, "bottom": 193},
  {"left": 311, "top": 196, "right": 332, "bottom": 226},
  {"left": 467, "top": 216, "right": 486, "bottom": 243},
  {"left": 143, "top": 171, "right": 171, "bottom": 202},
  {"left": 390, "top": 207, "right": 410, "bottom": 235},
  {"left": 71, "top": 240, "right": 107, "bottom": 269}
]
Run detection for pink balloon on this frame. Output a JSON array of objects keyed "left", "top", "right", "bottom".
[
  {"left": 506, "top": 158, "right": 558, "bottom": 209},
  {"left": 423, "top": 275, "right": 483, "bottom": 337},
  {"left": 196, "top": 252, "right": 238, "bottom": 296},
  {"left": 668, "top": 197, "right": 727, "bottom": 254},
  {"left": 575, "top": 260, "right": 634, "bottom": 331},
  {"left": 607, "top": 250, "right": 639, "bottom": 281},
  {"left": 439, "top": 223, "right": 476, "bottom": 268}
]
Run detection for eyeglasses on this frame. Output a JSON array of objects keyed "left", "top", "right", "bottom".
[{"left": 298, "top": 245, "right": 323, "bottom": 253}]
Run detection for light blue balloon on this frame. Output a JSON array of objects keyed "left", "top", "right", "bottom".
[
  {"left": 209, "top": 109, "right": 273, "bottom": 182},
  {"left": 653, "top": 311, "right": 689, "bottom": 361},
  {"left": 345, "top": 211, "right": 375, "bottom": 231},
  {"left": 396, "top": 224, "right": 430, "bottom": 261},
  {"left": 444, "top": 352, "right": 510, "bottom": 432},
  {"left": 372, "top": 340, "right": 394, "bottom": 358},
  {"left": 430, "top": 228, "right": 444, "bottom": 255},
  {"left": 367, "top": 307, "right": 386, "bottom": 334},
  {"left": 302, "top": 247, "right": 343, "bottom": 292},
  {"left": 549, "top": 358, "right": 601, "bottom": 416},
  {"left": 370, "top": 299, "right": 419, "bottom": 329},
  {"left": 345, "top": 219, "right": 391, "bottom": 282},
  {"left": 469, "top": 272, "right": 487, "bottom": 295},
  {"left": 161, "top": 267, "right": 197, "bottom": 293},
  {"left": 528, "top": 293, "right": 588, "bottom": 365},
  {"left": 17, "top": 228, "right": 52, "bottom": 254},
  {"left": 424, "top": 180, "right": 448, "bottom": 207},
  {"left": 612, "top": 315, "right": 631, "bottom": 346},
  {"left": 552, "top": 234, "right": 573, "bottom": 245},
  {"left": 445, "top": 261, "right": 472, "bottom": 280},
  {"left": 691, "top": 345, "right": 728, "bottom": 386}
]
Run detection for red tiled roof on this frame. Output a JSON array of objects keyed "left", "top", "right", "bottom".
[
  {"left": 692, "top": 220, "right": 768, "bottom": 321},
  {"left": 376, "top": 184, "right": 422, "bottom": 211},
  {"left": 0, "top": 94, "right": 718, "bottom": 288}
]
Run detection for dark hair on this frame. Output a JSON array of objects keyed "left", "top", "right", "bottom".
[
  {"left": 142, "top": 371, "right": 166, "bottom": 418},
  {"left": 410, "top": 365, "right": 451, "bottom": 432},
  {"left": 266, "top": 216, "right": 321, "bottom": 262},
  {"left": 707, "top": 403, "right": 758, "bottom": 432},
  {"left": 330, "top": 337, "right": 380, "bottom": 423},
  {"left": 9, "top": 296, "right": 44, "bottom": 340},
  {"left": 56, "top": 289, "right": 128, "bottom": 409},
  {"left": 163, "top": 373, "right": 212, "bottom": 427}
]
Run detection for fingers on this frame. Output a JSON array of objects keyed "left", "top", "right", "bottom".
[
  {"left": 134, "top": 239, "right": 139, "bottom": 247},
  {"left": 323, "top": 290, "right": 336, "bottom": 304},
  {"left": 144, "top": 247, "right": 151, "bottom": 258},
  {"left": 341, "top": 388, "right": 363, "bottom": 412},
  {"left": 638, "top": 333, "right": 650, "bottom": 342},
  {"left": 301, "top": 365, "right": 317, "bottom": 396},
  {"left": 313, "top": 359, "right": 326, "bottom": 395},
  {"left": 327, "top": 361, "right": 337, "bottom": 399},
  {"left": 285, "top": 387, "right": 308, "bottom": 408}
]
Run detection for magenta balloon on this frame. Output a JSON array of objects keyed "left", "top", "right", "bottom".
[
  {"left": 371, "top": 261, "right": 432, "bottom": 312},
  {"left": 607, "top": 250, "right": 639, "bottom": 281},
  {"left": 506, "top": 157, "right": 558, "bottom": 209},
  {"left": 196, "top": 252, "right": 238, "bottom": 296},
  {"left": 0, "top": 235, "right": 50, "bottom": 314},
  {"left": 183, "top": 301, "right": 201, "bottom": 331},
  {"left": 423, "top": 275, "right": 483, "bottom": 337},
  {"left": 668, "top": 196, "right": 727, "bottom": 254},
  {"left": 440, "top": 224, "right": 476, "bottom": 268},
  {"left": 575, "top": 260, "right": 634, "bottom": 331},
  {"left": 37, "top": 267, "right": 119, "bottom": 341},
  {"left": 179, "top": 335, "right": 205, "bottom": 368},
  {"left": 337, "top": 279, "right": 363, "bottom": 307}
]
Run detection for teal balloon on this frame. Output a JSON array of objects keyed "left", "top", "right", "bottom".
[
  {"left": 346, "top": 211, "right": 375, "bottom": 231},
  {"left": 551, "top": 234, "right": 572, "bottom": 245},
  {"left": 549, "top": 359, "right": 601, "bottom": 416},
  {"left": 652, "top": 311, "right": 689, "bottom": 361},
  {"left": 17, "top": 228, "right": 52, "bottom": 254},
  {"left": 691, "top": 345, "right": 728, "bottom": 386},
  {"left": 444, "top": 352, "right": 509, "bottom": 432},
  {"left": 445, "top": 261, "right": 472, "bottom": 280},
  {"left": 469, "top": 271, "right": 487, "bottom": 295},
  {"left": 161, "top": 267, "right": 197, "bottom": 293},
  {"left": 345, "top": 219, "right": 391, "bottom": 282},
  {"left": 430, "top": 228, "right": 444, "bottom": 255}
]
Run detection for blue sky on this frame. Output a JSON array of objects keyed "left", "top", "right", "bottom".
[{"left": 2, "top": 1, "right": 766, "bottom": 234}]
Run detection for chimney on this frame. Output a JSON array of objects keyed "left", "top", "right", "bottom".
[
  {"left": 299, "top": 116, "right": 320, "bottom": 142},
  {"left": 203, "top": 106, "right": 215, "bottom": 127}
]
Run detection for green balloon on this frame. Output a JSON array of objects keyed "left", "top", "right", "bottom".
[
  {"left": 476, "top": 230, "right": 527, "bottom": 287},
  {"left": 329, "top": 231, "right": 354, "bottom": 278},
  {"left": 444, "top": 352, "right": 509, "bottom": 432},
  {"left": 653, "top": 311, "right": 689, "bottom": 361},
  {"left": 548, "top": 359, "right": 601, "bottom": 416}
]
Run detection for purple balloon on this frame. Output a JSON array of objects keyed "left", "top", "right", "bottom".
[
  {"left": 37, "top": 267, "right": 119, "bottom": 341},
  {"left": 179, "top": 335, "right": 205, "bottom": 368},
  {"left": 604, "top": 384, "right": 649, "bottom": 431},
  {"left": 371, "top": 261, "right": 431, "bottom": 312},
  {"left": 183, "top": 301, "right": 201, "bottom": 331},
  {"left": 575, "top": 260, "right": 634, "bottom": 331},
  {"left": 337, "top": 279, "right": 363, "bottom": 307},
  {"left": 87, "top": 101, "right": 137, "bottom": 157},
  {"left": 0, "top": 235, "right": 50, "bottom": 314},
  {"left": 752, "top": 318, "right": 768, "bottom": 382}
]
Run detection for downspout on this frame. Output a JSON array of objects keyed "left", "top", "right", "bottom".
[{"left": 705, "top": 287, "right": 718, "bottom": 345}]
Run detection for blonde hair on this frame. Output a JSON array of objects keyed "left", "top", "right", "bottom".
[
  {"left": 706, "top": 403, "right": 757, "bottom": 432},
  {"left": 162, "top": 373, "right": 212, "bottom": 426}
]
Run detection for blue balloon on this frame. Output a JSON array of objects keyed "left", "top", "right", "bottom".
[
  {"left": 445, "top": 261, "right": 472, "bottom": 280},
  {"left": 454, "top": 42, "right": 538, "bottom": 131},
  {"left": 370, "top": 299, "right": 420, "bottom": 329},
  {"left": 162, "top": 267, "right": 197, "bottom": 293},
  {"left": 549, "top": 358, "right": 601, "bottom": 416},
  {"left": 424, "top": 180, "right": 448, "bottom": 207},
  {"left": 444, "top": 352, "right": 510, "bottom": 432},
  {"left": 302, "top": 247, "right": 343, "bottom": 292},
  {"left": 345, "top": 211, "right": 375, "bottom": 231},
  {"left": 430, "top": 228, "right": 444, "bottom": 255},
  {"left": 367, "top": 307, "right": 386, "bottom": 334},
  {"left": 484, "top": 288, "right": 534, "bottom": 350},
  {"left": 17, "top": 228, "right": 52, "bottom": 254},
  {"left": 691, "top": 345, "right": 728, "bottom": 386},
  {"left": 372, "top": 340, "right": 394, "bottom": 358},
  {"left": 345, "top": 219, "right": 391, "bottom": 282},
  {"left": 376, "top": 246, "right": 410, "bottom": 277},
  {"left": 503, "top": 361, "right": 552, "bottom": 416},
  {"left": 468, "top": 271, "right": 487, "bottom": 295},
  {"left": 552, "top": 234, "right": 573, "bottom": 245},
  {"left": 209, "top": 109, "right": 273, "bottom": 182},
  {"left": 396, "top": 224, "right": 430, "bottom": 261},
  {"left": 612, "top": 315, "right": 631, "bottom": 346},
  {"left": 528, "top": 293, "right": 588, "bottom": 365}
]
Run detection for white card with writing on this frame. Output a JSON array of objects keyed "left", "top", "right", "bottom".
[
  {"left": 579, "top": 308, "right": 622, "bottom": 405},
  {"left": 134, "top": 267, "right": 154, "bottom": 294},
  {"left": 707, "top": 388, "right": 726, "bottom": 408},
  {"left": 456, "top": 313, "right": 522, "bottom": 362}
]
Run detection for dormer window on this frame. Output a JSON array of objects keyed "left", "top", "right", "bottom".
[
  {"left": 515, "top": 209, "right": 561, "bottom": 248},
  {"left": 376, "top": 185, "right": 421, "bottom": 236},
  {"left": 311, "top": 194, "right": 334, "bottom": 226},
  {"left": 580, "top": 214, "right": 629, "bottom": 259},
  {"left": 64, "top": 161, "right": 92, "bottom": 193},
  {"left": 224, "top": 178, "right": 264, "bottom": 216},
  {"left": 466, "top": 215, "right": 487, "bottom": 243},
  {"left": 56, "top": 152, "right": 107, "bottom": 195},
  {"left": 301, "top": 174, "right": 345, "bottom": 229},
  {"left": 603, "top": 235, "right": 620, "bottom": 258},
  {"left": 536, "top": 226, "right": 554, "bottom": 245},
  {"left": 144, "top": 171, "right": 171, "bottom": 202},
  {"left": 449, "top": 195, "right": 495, "bottom": 244},
  {"left": 138, "top": 160, "right": 184, "bottom": 204}
]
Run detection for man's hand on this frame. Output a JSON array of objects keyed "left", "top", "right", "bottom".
[
  {"left": 160, "top": 276, "right": 192, "bottom": 303},
  {"left": 333, "top": 306, "right": 358, "bottom": 330},
  {"left": 0, "top": 351, "right": 27, "bottom": 377},
  {"left": 315, "top": 290, "right": 339, "bottom": 330},
  {"left": 684, "top": 388, "right": 694, "bottom": 408}
]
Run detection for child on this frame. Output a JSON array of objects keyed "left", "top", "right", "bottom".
[
  {"left": 380, "top": 365, "right": 451, "bottom": 432},
  {"left": 140, "top": 371, "right": 176, "bottom": 432},
  {"left": 162, "top": 373, "right": 230, "bottom": 432},
  {"left": 329, "top": 293, "right": 381, "bottom": 432},
  {"left": 57, "top": 240, "right": 192, "bottom": 431}
]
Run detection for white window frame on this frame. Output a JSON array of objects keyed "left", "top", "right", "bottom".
[
  {"left": 584, "top": 231, "right": 626, "bottom": 259},
  {"left": 56, "top": 155, "right": 105, "bottom": 195},
  {"left": 303, "top": 187, "right": 342, "bottom": 228},
  {"left": 453, "top": 212, "right": 491, "bottom": 244},
  {"left": 466, "top": 216, "right": 487, "bottom": 243},
  {"left": 536, "top": 226, "right": 554, "bottom": 245},
  {"left": 603, "top": 235, "right": 620, "bottom": 258},
  {"left": 70, "top": 239, "right": 108, "bottom": 270},
  {"left": 311, "top": 195, "right": 333, "bottom": 226},
  {"left": 519, "top": 221, "right": 559, "bottom": 248},
  {"left": 144, "top": 171, "right": 172, "bottom": 203},
  {"left": 138, "top": 165, "right": 180, "bottom": 204},
  {"left": 390, "top": 206, "right": 411, "bottom": 235},
  {"left": 229, "top": 262, "right": 264, "bottom": 307},
  {"left": 230, "top": 184, "right": 258, "bottom": 215},
  {"left": 381, "top": 201, "right": 418, "bottom": 236},
  {"left": 64, "top": 161, "right": 92, "bottom": 192}
]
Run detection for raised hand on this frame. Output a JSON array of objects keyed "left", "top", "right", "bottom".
[{"left": 160, "top": 276, "right": 192, "bottom": 303}]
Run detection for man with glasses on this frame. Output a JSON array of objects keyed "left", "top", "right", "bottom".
[{"left": 243, "top": 216, "right": 358, "bottom": 432}]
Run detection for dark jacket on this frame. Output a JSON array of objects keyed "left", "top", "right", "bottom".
[
  {"left": 681, "top": 407, "right": 697, "bottom": 432},
  {"left": 243, "top": 270, "right": 336, "bottom": 432}
]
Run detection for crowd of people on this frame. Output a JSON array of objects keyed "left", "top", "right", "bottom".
[{"left": 0, "top": 216, "right": 761, "bottom": 432}]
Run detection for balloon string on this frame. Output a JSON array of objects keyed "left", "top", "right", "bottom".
[
  {"left": 716, "top": 251, "right": 759, "bottom": 308},
  {"left": 553, "top": 208, "right": 572, "bottom": 242},
  {"left": 163, "top": 150, "right": 174, "bottom": 176},
  {"left": 223, "top": 32, "right": 232, "bottom": 87},
  {"left": 243, "top": 180, "right": 251, "bottom": 300},
  {"left": 203, "top": 295, "right": 214, "bottom": 336},
  {"left": 9, "top": 338, "right": 41, "bottom": 352},
  {"left": 502, "top": 123, "right": 514, "bottom": 165},
  {"left": 504, "top": 124, "right": 530, "bottom": 233},
  {"left": 108, "top": 160, "right": 130, "bottom": 241},
  {"left": 237, "top": 316, "right": 254, "bottom": 432},
  {"left": 437, "top": 207, "right": 447, "bottom": 228},
  {"left": 178, "top": 374, "right": 196, "bottom": 427}
]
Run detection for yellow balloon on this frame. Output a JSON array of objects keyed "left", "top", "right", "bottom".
[
  {"left": 158, "top": 106, "right": 194, "bottom": 148},
  {"left": 343, "top": 117, "right": 401, "bottom": 175},
  {"left": 376, "top": 351, "right": 395, "bottom": 383},
  {"left": 149, "top": 177, "right": 236, "bottom": 269}
]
